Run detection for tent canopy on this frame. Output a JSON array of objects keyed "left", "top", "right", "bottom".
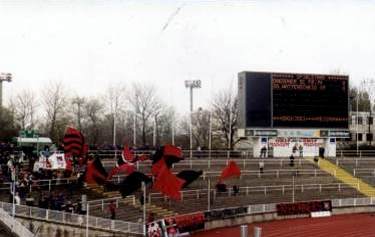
[{"left": 16, "top": 137, "right": 52, "bottom": 144}]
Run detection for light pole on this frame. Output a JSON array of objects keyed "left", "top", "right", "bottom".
[
  {"left": 0, "top": 72, "right": 12, "bottom": 108},
  {"left": 185, "top": 80, "right": 201, "bottom": 159},
  {"left": 356, "top": 88, "right": 359, "bottom": 155}
]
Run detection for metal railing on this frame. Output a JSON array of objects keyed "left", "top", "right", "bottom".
[
  {"left": 148, "top": 182, "right": 358, "bottom": 202},
  {"left": 332, "top": 197, "right": 375, "bottom": 207},
  {"left": 0, "top": 177, "right": 79, "bottom": 191},
  {"left": 207, "top": 196, "right": 375, "bottom": 218},
  {"left": 90, "top": 149, "right": 252, "bottom": 160},
  {"left": 103, "top": 157, "right": 311, "bottom": 169},
  {"left": 108, "top": 168, "right": 329, "bottom": 184},
  {"left": 336, "top": 150, "right": 375, "bottom": 158},
  {"left": 0, "top": 207, "right": 34, "bottom": 237},
  {"left": 0, "top": 201, "right": 144, "bottom": 235},
  {"left": 91, "top": 149, "right": 375, "bottom": 159}
]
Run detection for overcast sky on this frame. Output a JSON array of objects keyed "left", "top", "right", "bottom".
[{"left": 1, "top": 0, "right": 375, "bottom": 115}]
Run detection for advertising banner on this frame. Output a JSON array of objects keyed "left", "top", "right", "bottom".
[
  {"left": 276, "top": 200, "right": 332, "bottom": 216},
  {"left": 204, "top": 206, "right": 248, "bottom": 221}
]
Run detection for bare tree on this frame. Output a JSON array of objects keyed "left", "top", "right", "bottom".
[
  {"left": 0, "top": 106, "right": 18, "bottom": 141},
  {"left": 128, "top": 82, "right": 162, "bottom": 147},
  {"left": 155, "top": 106, "right": 176, "bottom": 146},
  {"left": 192, "top": 107, "right": 210, "bottom": 148},
  {"left": 211, "top": 88, "right": 238, "bottom": 149},
  {"left": 71, "top": 96, "right": 85, "bottom": 131},
  {"left": 42, "top": 81, "right": 69, "bottom": 143},
  {"left": 359, "top": 79, "right": 375, "bottom": 145},
  {"left": 84, "top": 97, "right": 104, "bottom": 145},
  {"left": 349, "top": 87, "right": 371, "bottom": 112},
  {"left": 11, "top": 89, "right": 38, "bottom": 130},
  {"left": 105, "top": 83, "right": 126, "bottom": 146}
]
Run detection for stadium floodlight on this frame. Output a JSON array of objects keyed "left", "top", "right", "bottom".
[
  {"left": 0, "top": 72, "right": 12, "bottom": 108},
  {"left": 185, "top": 80, "right": 201, "bottom": 159}
]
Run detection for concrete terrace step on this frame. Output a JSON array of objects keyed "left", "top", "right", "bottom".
[
  {"left": 133, "top": 201, "right": 176, "bottom": 218},
  {"left": 307, "top": 158, "right": 375, "bottom": 197}
]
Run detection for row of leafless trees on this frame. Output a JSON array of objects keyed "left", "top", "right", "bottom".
[{"left": 1, "top": 81, "right": 238, "bottom": 149}]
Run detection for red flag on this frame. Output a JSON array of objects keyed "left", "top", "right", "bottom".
[
  {"left": 219, "top": 160, "right": 241, "bottom": 182},
  {"left": 107, "top": 163, "right": 135, "bottom": 180},
  {"left": 85, "top": 159, "right": 107, "bottom": 184},
  {"left": 163, "top": 145, "right": 182, "bottom": 158},
  {"left": 153, "top": 162, "right": 185, "bottom": 200},
  {"left": 151, "top": 158, "right": 165, "bottom": 176},
  {"left": 122, "top": 145, "right": 134, "bottom": 163}
]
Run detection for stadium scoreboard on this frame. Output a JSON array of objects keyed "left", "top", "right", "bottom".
[{"left": 238, "top": 71, "right": 349, "bottom": 129}]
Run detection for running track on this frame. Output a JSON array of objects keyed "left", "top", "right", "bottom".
[{"left": 193, "top": 213, "right": 375, "bottom": 237}]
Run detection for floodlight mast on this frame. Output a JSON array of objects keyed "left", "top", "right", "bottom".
[
  {"left": 185, "top": 80, "right": 201, "bottom": 159},
  {"left": 0, "top": 73, "right": 12, "bottom": 108}
]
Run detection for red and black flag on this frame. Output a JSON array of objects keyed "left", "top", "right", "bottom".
[
  {"left": 85, "top": 157, "right": 108, "bottom": 185},
  {"left": 153, "top": 161, "right": 185, "bottom": 200},
  {"left": 151, "top": 145, "right": 184, "bottom": 175},
  {"left": 116, "top": 145, "right": 135, "bottom": 167},
  {"left": 63, "top": 127, "right": 85, "bottom": 157},
  {"left": 176, "top": 170, "right": 203, "bottom": 188},
  {"left": 163, "top": 144, "right": 183, "bottom": 167},
  {"left": 119, "top": 171, "right": 152, "bottom": 197},
  {"left": 219, "top": 160, "right": 241, "bottom": 182},
  {"left": 107, "top": 163, "right": 135, "bottom": 180}
]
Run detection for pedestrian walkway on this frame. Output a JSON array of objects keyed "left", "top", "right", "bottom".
[{"left": 307, "top": 158, "right": 375, "bottom": 197}]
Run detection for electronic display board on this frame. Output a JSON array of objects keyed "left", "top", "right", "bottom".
[{"left": 238, "top": 71, "right": 349, "bottom": 129}]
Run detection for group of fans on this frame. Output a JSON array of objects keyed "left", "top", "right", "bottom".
[{"left": 0, "top": 141, "right": 90, "bottom": 215}]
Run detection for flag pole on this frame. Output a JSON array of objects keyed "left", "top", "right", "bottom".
[
  {"left": 207, "top": 179, "right": 211, "bottom": 211},
  {"left": 86, "top": 203, "right": 89, "bottom": 237},
  {"left": 113, "top": 113, "right": 117, "bottom": 159},
  {"left": 209, "top": 77, "right": 213, "bottom": 160},
  {"left": 142, "top": 182, "right": 147, "bottom": 236},
  {"left": 209, "top": 110, "right": 212, "bottom": 160}
]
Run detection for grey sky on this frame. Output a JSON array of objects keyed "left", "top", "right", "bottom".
[{"left": 1, "top": 0, "right": 375, "bottom": 115}]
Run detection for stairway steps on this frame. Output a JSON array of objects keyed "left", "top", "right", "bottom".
[{"left": 308, "top": 158, "right": 375, "bottom": 197}]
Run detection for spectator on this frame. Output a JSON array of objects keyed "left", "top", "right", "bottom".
[
  {"left": 299, "top": 144, "right": 304, "bottom": 157},
  {"left": 65, "top": 200, "right": 74, "bottom": 213},
  {"left": 147, "top": 212, "right": 155, "bottom": 223},
  {"left": 292, "top": 144, "right": 298, "bottom": 155},
  {"left": 25, "top": 193, "right": 34, "bottom": 206},
  {"left": 232, "top": 185, "right": 239, "bottom": 196},
  {"left": 108, "top": 200, "right": 116, "bottom": 219},
  {"left": 139, "top": 194, "right": 144, "bottom": 206},
  {"left": 260, "top": 146, "right": 267, "bottom": 158},
  {"left": 259, "top": 161, "right": 264, "bottom": 173},
  {"left": 167, "top": 226, "right": 178, "bottom": 237},
  {"left": 14, "top": 192, "right": 21, "bottom": 205},
  {"left": 216, "top": 183, "right": 227, "bottom": 194},
  {"left": 289, "top": 154, "right": 295, "bottom": 167},
  {"left": 76, "top": 199, "right": 83, "bottom": 214}
]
